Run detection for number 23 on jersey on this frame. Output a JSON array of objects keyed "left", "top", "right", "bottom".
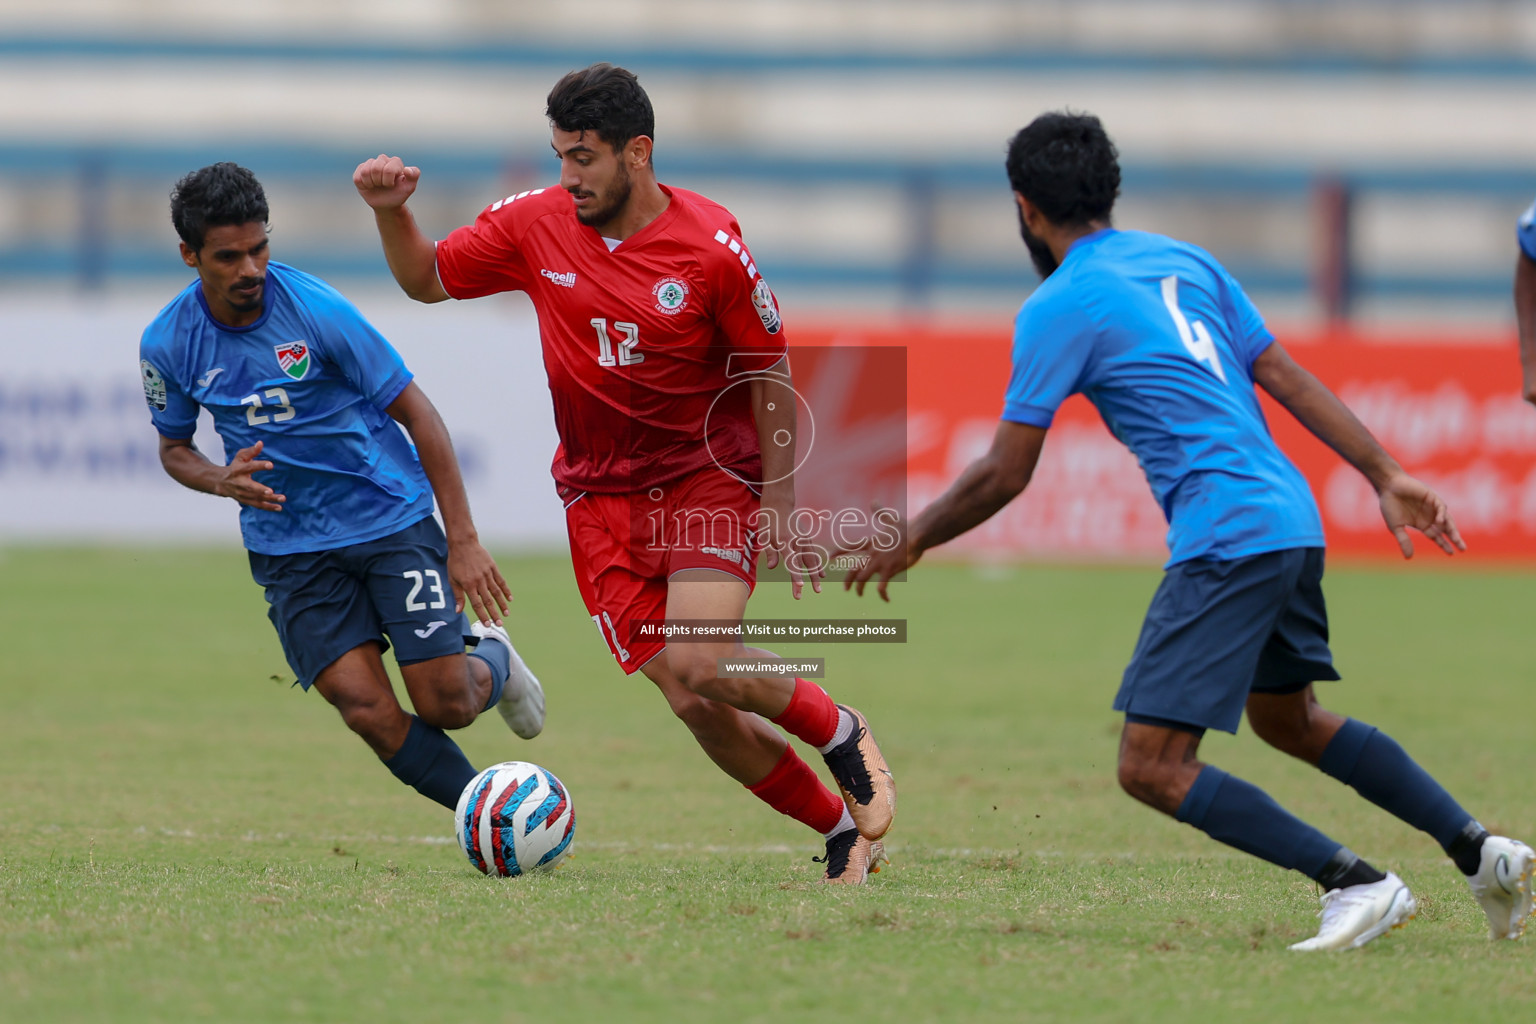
[{"left": 241, "top": 387, "right": 296, "bottom": 425}]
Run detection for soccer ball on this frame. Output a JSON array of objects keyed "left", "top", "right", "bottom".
[{"left": 455, "top": 761, "right": 575, "bottom": 877}]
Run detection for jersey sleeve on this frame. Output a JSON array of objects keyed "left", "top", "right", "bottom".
[
  {"left": 435, "top": 197, "right": 536, "bottom": 300},
  {"left": 1217, "top": 265, "right": 1275, "bottom": 369},
  {"left": 139, "top": 335, "right": 199, "bottom": 439},
  {"left": 704, "top": 225, "right": 789, "bottom": 373},
  {"left": 1001, "top": 293, "right": 1096, "bottom": 428},
  {"left": 307, "top": 286, "right": 414, "bottom": 410},
  {"left": 1518, "top": 198, "right": 1536, "bottom": 261}
]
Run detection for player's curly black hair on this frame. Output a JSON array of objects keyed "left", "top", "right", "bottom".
[
  {"left": 170, "top": 162, "right": 269, "bottom": 251},
  {"left": 546, "top": 63, "right": 655, "bottom": 161},
  {"left": 1005, "top": 111, "right": 1120, "bottom": 227}
]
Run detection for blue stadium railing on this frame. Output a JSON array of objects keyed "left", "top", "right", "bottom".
[
  {"left": 9, "top": 32, "right": 1536, "bottom": 77},
  {"left": 3, "top": 30, "right": 1533, "bottom": 309},
  {"left": 1, "top": 140, "right": 1527, "bottom": 309}
]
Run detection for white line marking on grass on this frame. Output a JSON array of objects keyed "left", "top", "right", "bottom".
[{"left": 124, "top": 828, "right": 1461, "bottom": 870}]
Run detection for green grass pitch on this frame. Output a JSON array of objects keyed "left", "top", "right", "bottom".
[{"left": 3, "top": 547, "right": 1535, "bottom": 1022}]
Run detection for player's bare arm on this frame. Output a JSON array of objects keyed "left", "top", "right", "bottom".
[
  {"left": 353, "top": 154, "right": 449, "bottom": 304},
  {"left": 844, "top": 421, "right": 1046, "bottom": 601},
  {"left": 385, "top": 381, "right": 510, "bottom": 624},
  {"left": 1515, "top": 251, "right": 1536, "bottom": 405},
  {"left": 749, "top": 357, "right": 820, "bottom": 599},
  {"left": 1251, "top": 341, "right": 1464, "bottom": 558},
  {"left": 158, "top": 435, "right": 285, "bottom": 511}
]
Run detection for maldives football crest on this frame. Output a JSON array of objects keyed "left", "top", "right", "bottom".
[
  {"left": 274, "top": 340, "right": 310, "bottom": 380},
  {"left": 652, "top": 276, "right": 689, "bottom": 315}
]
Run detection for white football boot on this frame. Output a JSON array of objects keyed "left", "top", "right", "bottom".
[
  {"left": 1468, "top": 836, "right": 1536, "bottom": 940},
  {"left": 1288, "top": 872, "right": 1416, "bottom": 951},
  {"left": 471, "top": 620, "right": 546, "bottom": 739}
]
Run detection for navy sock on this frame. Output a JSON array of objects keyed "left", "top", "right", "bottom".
[
  {"left": 1177, "top": 765, "right": 1346, "bottom": 881},
  {"left": 469, "top": 639, "right": 509, "bottom": 714},
  {"left": 1317, "top": 718, "right": 1479, "bottom": 857},
  {"left": 1314, "top": 848, "right": 1388, "bottom": 890},
  {"left": 384, "top": 715, "right": 477, "bottom": 809}
]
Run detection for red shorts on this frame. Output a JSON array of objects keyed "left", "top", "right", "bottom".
[{"left": 565, "top": 467, "right": 760, "bottom": 674}]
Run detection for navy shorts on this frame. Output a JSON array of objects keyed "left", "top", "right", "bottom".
[
  {"left": 248, "top": 516, "right": 470, "bottom": 690},
  {"left": 1113, "top": 547, "right": 1340, "bottom": 735}
]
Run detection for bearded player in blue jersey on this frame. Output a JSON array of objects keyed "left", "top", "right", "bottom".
[
  {"left": 139, "top": 162, "right": 545, "bottom": 813},
  {"left": 846, "top": 113, "right": 1535, "bottom": 951},
  {"left": 1514, "top": 197, "right": 1536, "bottom": 406}
]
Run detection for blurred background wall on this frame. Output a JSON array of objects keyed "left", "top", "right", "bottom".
[{"left": 2, "top": 0, "right": 1533, "bottom": 550}]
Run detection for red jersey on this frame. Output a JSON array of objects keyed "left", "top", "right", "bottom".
[{"left": 435, "top": 184, "right": 788, "bottom": 494}]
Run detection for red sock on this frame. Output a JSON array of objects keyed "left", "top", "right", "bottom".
[
  {"left": 747, "top": 743, "right": 846, "bottom": 835},
  {"left": 770, "top": 678, "right": 839, "bottom": 748}
]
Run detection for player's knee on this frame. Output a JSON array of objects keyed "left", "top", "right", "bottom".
[
  {"left": 413, "top": 686, "right": 480, "bottom": 731},
  {"left": 666, "top": 688, "right": 732, "bottom": 739},
  {"left": 1248, "top": 712, "right": 1297, "bottom": 753},
  {"left": 335, "top": 691, "right": 405, "bottom": 746},
  {"left": 1116, "top": 748, "right": 1174, "bottom": 806},
  {"left": 1247, "top": 699, "right": 1313, "bottom": 756},
  {"left": 668, "top": 649, "right": 728, "bottom": 700}
]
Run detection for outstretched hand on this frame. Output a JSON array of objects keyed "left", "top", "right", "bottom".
[
  {"left": 353, "top": 154, "right": 421, "bottom": 210},
  {"left": 1378, "top": 473, "right": 1465, "bottom": 558},
  {"left": 837, "top": 511, "right": 919, "bottom": 602},
  {"left": 758, "top": 484, "right": 822, "bottom": 600},
  {"left": 218, "top": 440, "right": 285, "bottom": 511},
  {"left": 448, "top": 539, "right": 512, "bottom": 626}
]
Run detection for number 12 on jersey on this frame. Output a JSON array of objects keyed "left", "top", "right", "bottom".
[
  {"left": 591, "top": 318, "right": 644, "bottom": 367},
  {"left": 1160, "top": 275, "right": 1228, "bottom": 384}
]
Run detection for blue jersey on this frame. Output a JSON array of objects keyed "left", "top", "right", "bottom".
[
  {"left": 139, "top": 262, "right": 434, "bottom": 555},
  {"left": 1002, "top": 229, "right": 1324, "bottom": 566},
  {"left": 1518, "top": 197, "right": 1536, "bottom": 259}
]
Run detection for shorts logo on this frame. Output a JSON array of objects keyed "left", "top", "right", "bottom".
[
  {"left": 414, "top": 620, "right": 449, "bottom": 639},
  {"left": 141, "top": 359, "right": 167, "bottom": 411},
  {"left": 701, "top": 545, "right": 743, "bottom": 565},
  {"left": 653, "top": 276, "right": 689, "bottom": 315},
  {"left": 750, "top": 278, "right": 781, "bottom": 335},
  {"left": 274, "top": 341, "right": 310, "bottom": 381},
  {"left": 541, "top": 268, "right": 577, "bottom": 288}
]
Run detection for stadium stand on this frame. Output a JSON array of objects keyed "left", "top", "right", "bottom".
[{"left": 0, "top": 0, "right": 1532, "bottom": 321}]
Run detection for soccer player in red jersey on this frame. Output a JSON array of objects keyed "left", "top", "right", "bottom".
[{"left": 353, "top": 63, "right": 895, "bottom": 882}]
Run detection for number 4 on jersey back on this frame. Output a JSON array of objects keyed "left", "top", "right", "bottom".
[{"left": 1160, "top": 275, "right": 1228, "bottom": 384}]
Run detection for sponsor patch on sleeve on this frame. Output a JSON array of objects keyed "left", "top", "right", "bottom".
[
  {"left": 750, "top": 277, "right": 782, "bottom": 335},
  {"left": 141, "top": 359, "right": 167, "bottom": 411}
]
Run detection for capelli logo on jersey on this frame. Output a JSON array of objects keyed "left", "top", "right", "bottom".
[
  {"left": 701, "top": 545, "right": 744, "bottom": 566},
  {"left": 541, "top": 268, "right": 578, "bottom": 288}
]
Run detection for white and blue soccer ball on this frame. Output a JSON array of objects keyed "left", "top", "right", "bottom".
[{"left": 455, "top": 761, "right": 575, "bottom": 877}]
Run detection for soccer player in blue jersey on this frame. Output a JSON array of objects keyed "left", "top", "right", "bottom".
[
  {"left": 846, "top": 113, "right": 1535, "bottom": 950},
  {"left": 139, "top": 162, "right": 545, "bottom": 814},
  {"left": 1514, "top": 197, "right": 1536, "bottom": 405}
]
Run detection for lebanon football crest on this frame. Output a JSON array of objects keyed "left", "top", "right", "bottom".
[{"left": 275, "top": 340, "right": 310, "bottom": 380}]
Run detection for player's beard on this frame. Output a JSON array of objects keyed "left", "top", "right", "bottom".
[
  {"left": 228, "top": 278, "right": 264, "bottom": 314},
  {"left": 573, "top": 162, "right": 633, "bottom": 228},
  {"left": 1017, "top": 206, "right": 1059, "bottom": 279}
]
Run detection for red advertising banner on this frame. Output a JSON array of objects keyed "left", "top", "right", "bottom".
[{"left": 793, "top": 324, "right": 1532, "bottom": 563}]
